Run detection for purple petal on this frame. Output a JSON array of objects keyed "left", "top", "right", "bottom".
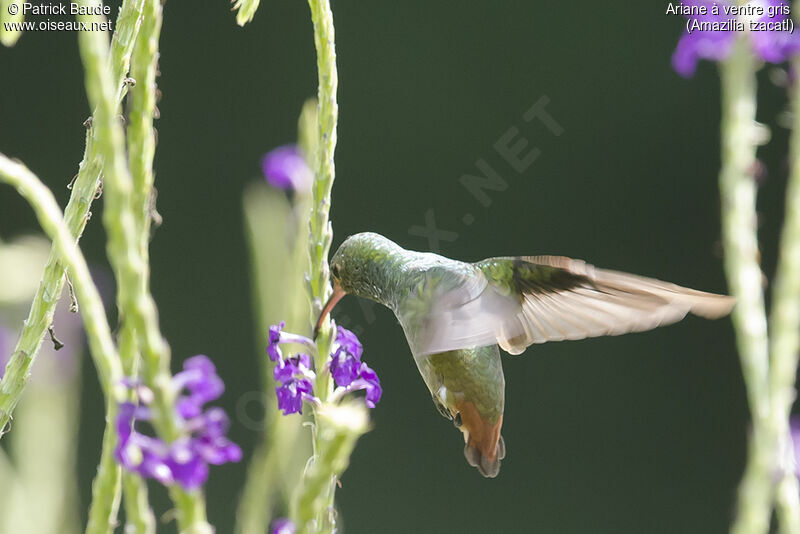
[
  {"left": 167, "top": 449, "right": 209, "bottom": 490},
  {"left": 267, "top": 322, "right": 285, "bottom": 362},
  {"left": 271, "top": 518, "right": 297, "bottom": 534},
  {"left": 172, "top": 355, "right": 226, "bottom": 414},
  {"left": 276, "top": 377, "right": 314, "bottom": 415},
  {"left": 348, "top": 363, "right": 382, "bottom": 408},
  {"left": 359, "top": 364, "right": 383, "bottom": 408},
  {"left": 289, "top": 352, "right": 313, "bottom": 371},
  {"left": 182, "top": 356, "right": 225, "bottom": 400},
  {"left": 139, "top": 449, "right": 174, "bottom": 485},
  {"left": 273, "top": 361, "right": 298, "bottom": 384},
  {"left": 335, "top": 326, "right": 363, "bottom": 359},
  {"left": 197, "top": 437, "right": 243, "bottom": 465},
  {"left": 750, "top": 2, "right": 800, "bottom": 64},
  {"left": 176, "top": 397, "right": 203, "bottom": 419},
  {"left": 116, "top": 402, "right": 137, "bottom": 444},
  {"left": 671, "top": 29, "right": 734, "bottom": 78},
  {"left": 329, "top": 350, "right": 360, "bottom": 388},
  {"left": 198, "top": 407, "right": 230, "bottom": 438},
  {"left": 115, "top": 353, "right": 241, "bottom": 490},
  {"left": 261, "top": 146, "right": 313, "bottom": 193}
]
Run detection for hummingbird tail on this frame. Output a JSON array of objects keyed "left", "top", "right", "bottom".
[{"left": 458, "top": 401, "right": 504, "bottom": 478}]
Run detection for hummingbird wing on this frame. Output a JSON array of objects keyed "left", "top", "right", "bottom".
[{"left": 404, "top": 256, "right": 734, "bottom": 356}]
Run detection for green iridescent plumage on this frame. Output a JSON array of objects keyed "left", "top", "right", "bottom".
[{"left": 325, "top": 232, "right": 734, "bottom": 478}]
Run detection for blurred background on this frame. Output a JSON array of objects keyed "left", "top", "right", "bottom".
[{"left": 0, "top": 2, "right": 794, "bottom": 533}]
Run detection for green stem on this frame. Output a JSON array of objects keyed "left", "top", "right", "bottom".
[
  {"left": 719, "top": 39, "right": 773, "bottom": 534},
  {"left": 128, "top": 0, "right": 161, "bottom": 260},
  {"left": 0, "top": 0, "right": 144, "bottom": 437},
  {"left": 0, "top": 156, "right": 123, "bottom": 401},
  {"left": 121, "top": 473, "right": 155, "bottom": 534},
  {"left": 767, "top": 53, "right": 800, "bottom": 534},
  {"left": 292, "top": 1, "right": 341, "bottom": 532},
  {"left": 306, "top": 0, "right": 339, "bottom": 380},
  {"left": 86, "top": 405, "right": 123, "bottom": 534},
  {"left": 116, "top": 0, "right": 162, "bottom": 531},
  {"left": 293, "top": 403, "right": 369, "bottom": 534},
  {"left": 75, "top": 2, "right": 211, "bottom": 531},
  {"left": 0, "top": 155, "right": 125, "bottom": 534},
  {"left": 111, "top": 0, "right": 145, "bottom": 96}
]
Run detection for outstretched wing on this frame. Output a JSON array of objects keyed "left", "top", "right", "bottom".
[{"left": 402, "top": 256, "right": 735, "bottom": 356}]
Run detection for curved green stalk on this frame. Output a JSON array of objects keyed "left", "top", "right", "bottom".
[
  {"left": 0, "top": 0, "right": 144, "bottom": 437},
  {"left": 719, "top": 39, "right": 773, "bottom": 534},
  {"left": 75, "top": 2, "right": 211, "bottom": 531},
  {"left": 0, "top": 155, "right": 125, "bottom": 534}
]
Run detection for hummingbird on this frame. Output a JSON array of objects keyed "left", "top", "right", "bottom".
[{"left": 316, "top": 232, "right": 734, "bottom": 478}]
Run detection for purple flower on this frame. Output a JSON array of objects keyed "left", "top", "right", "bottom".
[
  {"left": 672, "top": 0, "right": 800, "bottom": 77},
  {"left": 270, "top": 518, "right": 297, "bottom": 534},
  {"left": 267, "top": 322, "right": 315, "bottom": 363},
  {"left": 267, "top": 322, "right": 285, "bottom": 362},
  {"left": 335, "top": 326, "right": 362, "bottom": 359},
  {"left": 267, "top": 323, "right": 319, "bottom": 414},
  {"left": 329, "top": 351, "right": 360, "bottom": 388},
  {"left": 353, "top": 363, "right": 382, "bottom": 408},
  {"left": 327, "top": 327, "right": 382, "bottom": 406},
  {"left": 273, "top": 353, "right": 317, "bottom": 415},
  {"left": 172, "top": 355, "right": 225, "bottom": 418},
  {"left": 268, "top": 322, "right": 382, "bottom": 413},
  {"left": 333, "top": 362, "right": 383, "bottom": 409},
  {"left": 261, "top": 145, "right": 313, "bottom": 193},
  {"left": 329, "top": 327, "right": 363, "bottom": 387},
  {"left": 276, "top": 377, "right": 315, "bottom": 415},
  {"left": 114, "top": 355, "right": 241, "bottom": 489}
]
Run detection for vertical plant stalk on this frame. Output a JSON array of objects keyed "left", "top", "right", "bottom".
[
  {"left": 74, "top": 3, "right": 211, "bottom": 532},
  {"left": 768, "top": 53, "right": 800, "bottom": 534},
  {"left": 0, "top": 155, "right": 125, "bottom": 534},
  {"left": 719, "top": 39, "right": 773, "bottom": 534},
  {"left": 117, "top": 0, "right": 163, "bottom": 531},
  {"left": 293, "top": 403, "right": 368, "bottom": 533},
  {"left": 292, "top": 1, "right": 342, "bottom": 533},
  {"left": 0, "top": 0, "right": 144, "bottom": 437},
  {"left": 127, "top": 0, "right": 161, "bottom": 262},
  {"left": 306, "top": 0, "right": 338, "bottom": 388}
]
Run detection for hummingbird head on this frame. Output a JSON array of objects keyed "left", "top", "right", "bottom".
[{"left": 316, "top": 232, "right": 403, "bottom": 336}]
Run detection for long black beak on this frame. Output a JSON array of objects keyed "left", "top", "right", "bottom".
[{"left": 314, "top": 281, "right": 346, "bottom": 339}]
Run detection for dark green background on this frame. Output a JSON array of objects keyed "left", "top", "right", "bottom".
[{"left": 0, "top": 2, "right": 793, "bottom": 533}]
